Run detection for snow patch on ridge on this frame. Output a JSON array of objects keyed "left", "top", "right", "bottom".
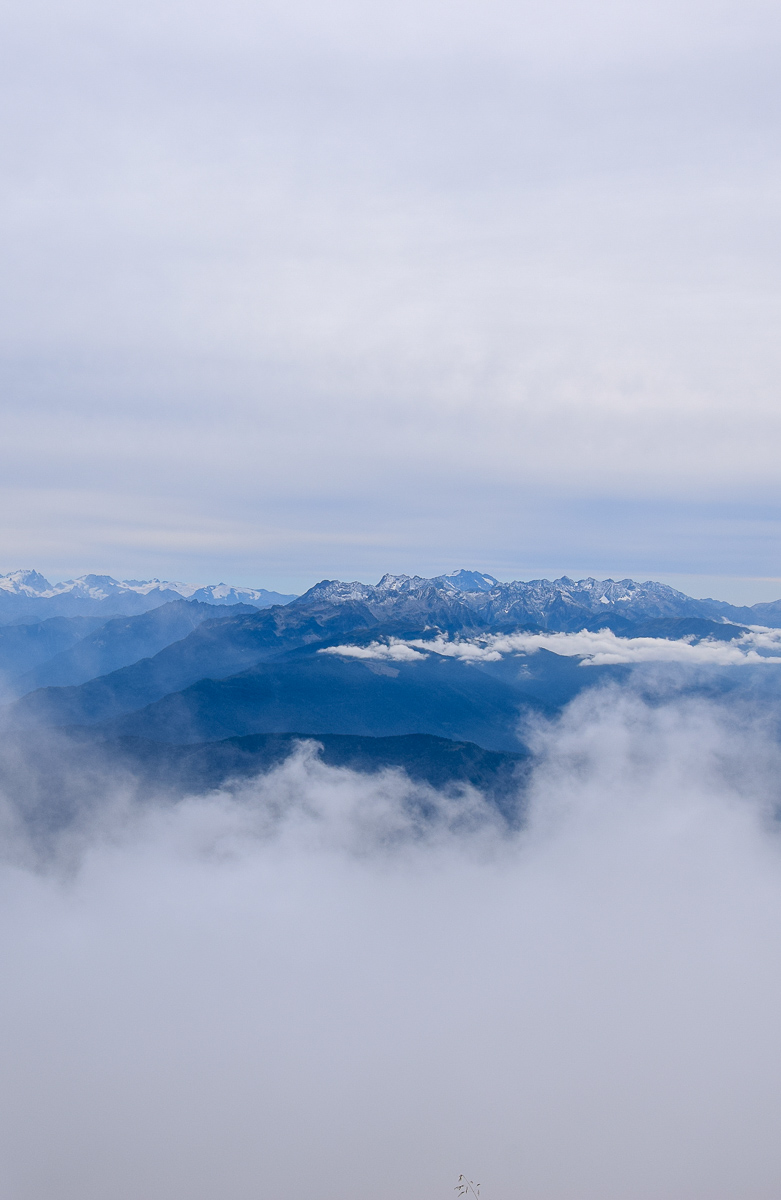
[{"left": 0, "top": 571, "right": 295, "bottom": 606}]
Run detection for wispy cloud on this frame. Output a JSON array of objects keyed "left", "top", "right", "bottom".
[{"left": 322, "top": 626, "right": 781, "bottom": 666}]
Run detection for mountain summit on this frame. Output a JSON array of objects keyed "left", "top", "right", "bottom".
[{"left": 0, "top": 572, "right": 297, "bottom": 621}]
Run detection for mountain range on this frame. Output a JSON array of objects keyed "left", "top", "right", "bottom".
[
  {"left": 0, "top": 569, "right": 296, "bottom": 621},
  {"left": 3, "top": 565, "right": 781, "bottom": 834},
  {"left": 4, "top": 565, "right": 781, "bottom": 627},
  {"left": 296, "top": 570, "right": 781, "bottom": 628}
]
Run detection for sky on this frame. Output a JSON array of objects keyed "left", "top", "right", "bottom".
[{"left": 1, "top": 0, "right": 781, "bottom": 600}]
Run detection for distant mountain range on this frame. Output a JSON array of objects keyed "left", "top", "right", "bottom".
[
  {"left": 0, "top": 569, "right": 297, "bottom": 621},
  {"left": 3, "top": 565, "right": 781, "bottom": 627},
  {"left": 294, "top": 570, "right": 781, "bottom": 629},
  {"left": 3, "top": 565, "right": 781, "bottom": 833}
]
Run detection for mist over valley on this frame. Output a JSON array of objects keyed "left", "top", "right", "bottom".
[{"left": 0, "top": 567, "right": 780, "bottom": 1196}]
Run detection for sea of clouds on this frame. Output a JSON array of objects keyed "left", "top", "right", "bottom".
[{"left": 1, "top": 686, "right": 781, "bottom": 1198}]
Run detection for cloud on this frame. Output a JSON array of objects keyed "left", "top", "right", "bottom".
[
  {"left": 322, "top": 626, "right": 781, "bottom": 666},
  {"left": 321, "top": 639, "right": 430, "bottom": 662},
  {"left": 1, "top": 689, "right": 781, "bottom": 1197}
]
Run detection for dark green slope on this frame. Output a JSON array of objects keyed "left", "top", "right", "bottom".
[
  {"left": 97, "top": 651, "right": 551, "bottom": 751},
  {"left": 10, "top": 599, "right": 256, "bottom": 695},
  {"left": 1, "top": 599, "right": 378, "bottom": 729},
  {"left": 580, "top": 615, "right": 748, "bottom": 640},
  {"left": 103, "top": 731, "right": 528, "bottom": 816},
  {"left": 0, "top": 727, "right": 528, "bottom": 840},
  {"left": 0, "top": 615, "right": 109, "bottom": 683}
]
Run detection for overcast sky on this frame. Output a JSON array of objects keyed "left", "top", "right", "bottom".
[{"left": 1, "top": 0, "right": 780, "bottom": 599}]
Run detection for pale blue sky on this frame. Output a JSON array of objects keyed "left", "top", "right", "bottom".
[{"left": 1, "top": 0, "right": 780, "bottom": 601}]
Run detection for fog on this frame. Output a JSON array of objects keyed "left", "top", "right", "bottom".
[{"left": 1, "top": 688, "right": 781, "bottom": 1199}]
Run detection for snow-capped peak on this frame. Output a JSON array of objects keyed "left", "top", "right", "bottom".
[
  {"left": 437, "top": 569, "right": 499, "bottom": 593},
  {"left": 0, "top": 570, "right": 297, "bottom": 613},
  {"left": 0, "top": 569, "right": 53, "bottom": 595}
]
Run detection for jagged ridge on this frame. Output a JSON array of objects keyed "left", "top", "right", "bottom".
[
  {"left": 0, "top": 570, "right": 297, "bottom": 621},
  {"left": 294, "top": 572, "right": 753, "bottom": 629}
]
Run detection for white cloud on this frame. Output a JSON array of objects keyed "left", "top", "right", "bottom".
[
  {"left": 322, "top": 626, "right": 781, "bottom": 666},
  {"left": 1, "top": 692, "right": 781, "bottom": 1196},
  {"left": 320, "top": 640, "right": 428, "bottom": 662}
]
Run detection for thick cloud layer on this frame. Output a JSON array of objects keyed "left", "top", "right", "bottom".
[{"left": 1, "top": 688, "right": 781, "bottom": 1198}]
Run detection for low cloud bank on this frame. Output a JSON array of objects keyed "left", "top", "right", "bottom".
[
  {"left": 322, "top": 626, "right": 781, "bottom": 666},
  {"left": 1, "top": 689, "right": 781, "bottom": 1198}
]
